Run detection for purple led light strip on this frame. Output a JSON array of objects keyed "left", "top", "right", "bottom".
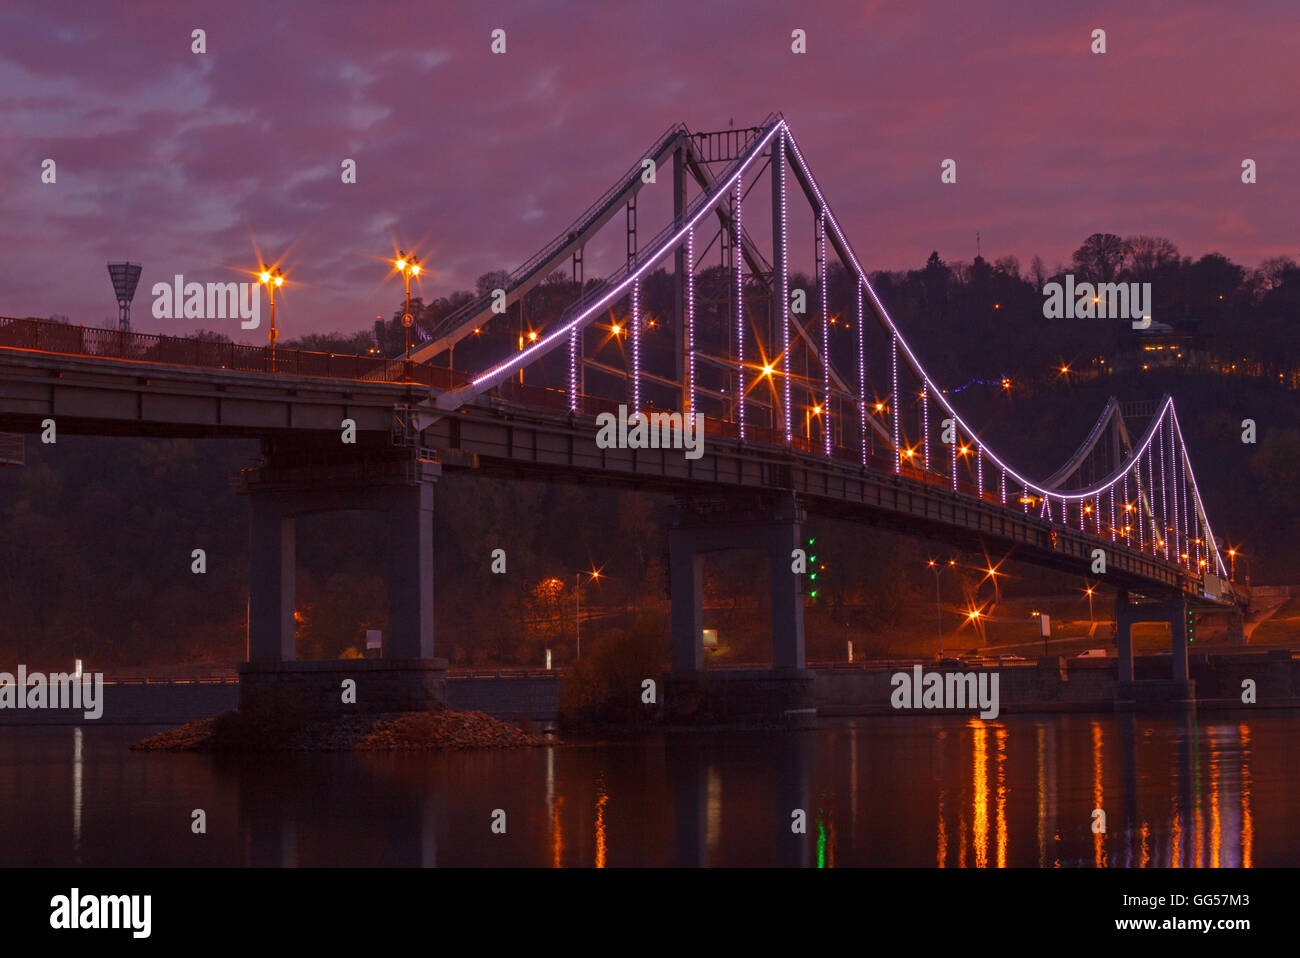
[
  {"left": 734, "top": 173, "right": 745, "bottom": 439},
  {"left": 686, "top": 228, "right": 695, "bottom": 418},
  {"left": 783, "top": 130, "right": 1194, "bottom": 505},
  {"left": 465, "top": 122, "right": 784, "bottom": 394},
  {"left": 857, "top": 282, "right": 866, "bottom": 466},
  {"left": 819, "top": 209, "right": 830, "bottom": 457}
]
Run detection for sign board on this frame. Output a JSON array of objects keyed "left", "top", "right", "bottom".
[
  {"left": 1204, "top": 574, "right": 1222, "bottom": 600},
  {"left": 402, "top": 313, "right": 414, "bottom": 328},
  {"left": 365, "top": 630, "right": 382, "bottom": 651},
  {"left": 702, "top": 629, "right": 718, "bottom": 650},
  {"left": 1039, "top": 614, "right": 1051, "bottom": 638}
]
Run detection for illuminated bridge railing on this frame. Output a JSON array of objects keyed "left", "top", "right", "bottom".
[
  {"left": 492, "top": 380, "right": 976, "bottom": 476},
  {"left": 0, "top": 316, "right": 471, "bottom": 390}
]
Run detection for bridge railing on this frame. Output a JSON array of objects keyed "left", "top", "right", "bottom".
[{"left": 0, "top": 316, "right": 472, "bottom": 388}]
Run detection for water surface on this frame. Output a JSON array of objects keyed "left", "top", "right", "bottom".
[{"left": 0, "top": 713, "right": 1288, "bottom": 866}]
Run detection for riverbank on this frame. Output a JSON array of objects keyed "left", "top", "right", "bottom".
[{"left": 132, "top": 707, "right": 552, "bottom": 752}]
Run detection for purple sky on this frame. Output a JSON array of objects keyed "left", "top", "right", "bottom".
[{"left": 2, "top": 0, "right": 1295, "bottom": 339}]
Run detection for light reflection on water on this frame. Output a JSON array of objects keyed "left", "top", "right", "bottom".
[{"left": 0, "top": 712, "right": 1287, "bottom": 867}]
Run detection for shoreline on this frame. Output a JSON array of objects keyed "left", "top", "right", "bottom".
[{"left": 131, "top": 707, "right": 553, "bottom": 752}]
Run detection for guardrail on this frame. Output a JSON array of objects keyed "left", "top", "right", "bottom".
[
  {"left": 88, "top": 670, "right": 566, "bottom": 683},
  {"left": 101, "top": 675, "right": 239, "bottom": 685},
  {"left": 0, "top": 316, "right": 467, "bottom": 388}
]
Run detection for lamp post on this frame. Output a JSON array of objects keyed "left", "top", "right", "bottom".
[
  {"left": 394, "top": 252, "right": 421, "bottom": 377},
  {"left": 928, "top": 558, "right": 955, "bottom": 658},
  {"left": 573, "top": 568, "right": 602, "bottom": 661},
  {"left": 258, "top": 266, "right": 284, "bottom": 370},
  {"left": 805, "top": 404, "right": 822, "bottom": 441},
  {"left": 516, "top": 328, "right": 537, "bottom": 385},
  {"left": 1084, "top": 584, "right": 1095, "bottom": 624}
]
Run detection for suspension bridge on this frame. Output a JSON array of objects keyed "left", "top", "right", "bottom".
[{"left": 0, "top": 114, "right": 1247, "bottom": 719}]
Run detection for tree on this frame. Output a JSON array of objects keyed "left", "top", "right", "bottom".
[
  {"left": 993, "top": 255, "right": 1021, "bottom": 281},
  {"left": 1071, "top": 233, "right": 1126, "bottom": 283},
  {"left": 1250, "top": 256, "right": 1298, "bottom": 302},
  {"left": 1029, "top": 255, "right": 1048, "bottom": 290},
  {"left": 1121, "top": 235, "right": 1180, "bottom": 279}
]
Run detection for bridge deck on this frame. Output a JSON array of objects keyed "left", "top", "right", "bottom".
[{"left": 0, "top": 320, "right": 1240, "bottom": 608}]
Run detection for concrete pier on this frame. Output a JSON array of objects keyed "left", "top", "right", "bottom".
[
  {"left": 1114, "top": 589, "right": 1196, "bottom": 709},
  {"left": 665, "top": 495, "right": 814, "bottom": 725},
  {"left": 238, "top": 439, "right": 445, "bottom": 716}
]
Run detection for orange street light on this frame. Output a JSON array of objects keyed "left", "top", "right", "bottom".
[
  {"left": 394, "top": 251, "right": 421, "bottom": 374},
  {"left": 257, "top": 265, "right": 284, "bottom": 365}
]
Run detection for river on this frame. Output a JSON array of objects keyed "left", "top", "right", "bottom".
[{"left": 0, "top": 711, "right": 1288, "bottom": 867}]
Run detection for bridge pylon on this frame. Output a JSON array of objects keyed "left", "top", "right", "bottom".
[
  {"left": 1114, "top": 588, "right": 1196, "bottom": 710},
  {"left": 236, "top": 436, "right": 445, "bottom": 715},
  {"left": 663, "top": 493, "right": 815, "bottom": 726}
]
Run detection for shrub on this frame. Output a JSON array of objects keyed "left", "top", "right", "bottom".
[{"left": 558, "top": 613, "right": 669, "bottom": 729}]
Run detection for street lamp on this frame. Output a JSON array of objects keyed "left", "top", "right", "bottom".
[
  {"left": 394, "top": 251, "right": 421, "bottom": 376},
  {"left": 982, "top": 561, "right": 1003, "bottom": 604},
  {"left": 928, "top": 557, "right": 955, "bottom": 658},
  {"left": 1083, "top": 583, "right": 1095, "bottom": 624},
  {"left": 574, "top": 568, "right": 602, "bottom": 661},
  {"left": 258, "top": 266, "right": 284, "bottom": 369},
  {"left": 805, "top": 404, "right": 823, "bottom": 441}
]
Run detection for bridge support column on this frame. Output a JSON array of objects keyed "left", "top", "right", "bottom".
[
  {"left": 239, "top": 447, "right": 445, "bottom": 715},
  {"left": 1114, "top": 589, "right": 1134, "bottom": 684},
  {"left": 249, "top": 499, "right": 296, "bottom": 663},
  {"left": 768, "top": 497, "right": 806, "bottom": 670},
  {"left": 385, "top": 480, "right": 435, "bottom": 660},
  {"left": 663, "top": 495, "right": 813, "bottom": 726},
  {"left": 1169, "top": 595, "right": 1189, "bottom": 683},
  {"left": 1113, "top": 591, "right": 1195, "bottom": 712}
]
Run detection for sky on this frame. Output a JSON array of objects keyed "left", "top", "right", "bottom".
[{"left": 1, "top": 0, "right": 1296, "bottom": 339}]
